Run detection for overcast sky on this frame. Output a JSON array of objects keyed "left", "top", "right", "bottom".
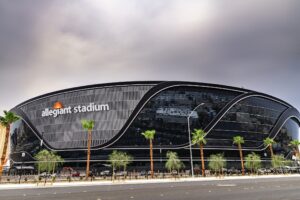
[{"left": 0, "top": 0, "right": 299, "bottom": 114}]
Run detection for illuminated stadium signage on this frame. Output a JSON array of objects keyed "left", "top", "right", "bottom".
[{"left": 41, "top": 102, "right": 110, "bottom": 118}]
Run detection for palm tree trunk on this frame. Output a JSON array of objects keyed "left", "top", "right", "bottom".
[
  {"left": 86, "top": 130, "right": 92, "bottom": 180},
  {"left": 150, "top": 139, "right": 154, "bottom": 178},
  {"left": 200, "top": 143, "right": 205, "bottom": 177},
  {"left": 0, "top": 125, "right": 10, "bottom": 179},
  {"left": 238, "top": 144, "right": 245, "bottom": 175},
  {"left": 269, "top": 145, "right": 274, "bottom": 157}
]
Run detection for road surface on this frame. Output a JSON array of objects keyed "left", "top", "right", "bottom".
[{"left": 0, "top": 177, "right": 300, "bottom": 200}]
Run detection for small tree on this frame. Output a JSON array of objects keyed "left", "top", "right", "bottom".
[
  {"left": 120, "top": 152, "right": 133, "bottom": 172},
  {"left": 165, "top": 151, "right": 184, "bottom": 175},
  {"left": 233, "top": 136, "right": 245, "bottom": 175},
  {"left": 263, "top": 137, "right": 276, "bottom": 157},
  {"left": 108, "top": 150, "right": 123, "bottom": 178},
  {"left": 34, "top": 150, "right": 64, "bottom": 185},
  {"left": 34, "top": 150, "right": 64, "bottom": 173},
  {"left": 208, "top": 153, "right": 226, "bottom": 176},
  {"left": 49, "top": 153, "right": 64, "bottom": 174},
  {"left": 271, "top": 154, "right": 286, "bottom": 173},
  {"left": 108, "top": 151, "right": 133, "bottom": 178},
  {"left": 34, "top": 150, "right": 52, "bottom": 174},
  {"left": 244, "top": 152, "right": 261, "bottom": 175}
]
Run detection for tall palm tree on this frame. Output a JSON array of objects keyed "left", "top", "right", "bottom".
[
  {"left": 192, "top": 129, "right": 207, "bottom": 177},
  {"left": 81, "top": 120, "right": 94, "bottom": 180},
  {"left": 289, "top": 140, "right": 300, "bottom": 159},
  {"left": 0, "top": 111, "right": 20, "bottom": 178},
  {"left": 141, "top": 129, "right": 156, "bottom": 178},
  {"left": 263, "top": 137, "right": 276, "bottom": 157},
  {"left": 233, "top": 136, "right": 245, "bottom": 176}
]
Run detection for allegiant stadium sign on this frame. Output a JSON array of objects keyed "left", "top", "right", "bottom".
[{"left": 41, "top": 102, "right": 110, "bottom": 118}]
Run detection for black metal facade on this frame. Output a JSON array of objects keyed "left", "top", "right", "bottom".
[{"left": 9, "top": 81, "right": 300, "bottom": 164}]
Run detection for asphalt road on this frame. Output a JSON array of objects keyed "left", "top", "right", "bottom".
[{"left": 1, "top": 177, "right": 300, "bottom": 200}]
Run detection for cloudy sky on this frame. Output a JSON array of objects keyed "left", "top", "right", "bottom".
[{"left": 0, "top": 0, "right": 299, "bottom": 114}]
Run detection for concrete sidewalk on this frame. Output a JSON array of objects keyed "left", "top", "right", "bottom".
[{"left": 1, "top": 174, "right": 300, "bottom": 190}]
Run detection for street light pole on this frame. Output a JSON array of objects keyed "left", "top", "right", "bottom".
[
  {"left": 40, "top": 132, "right": 44, "bottom": 147},
  {"left": 187, "top": 103, "right": 204, "bottom": 178},
  {"left": 19, "top": 152, "right": 25, "bottom": 184}
]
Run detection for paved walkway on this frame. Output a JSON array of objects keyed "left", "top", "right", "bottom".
[{"left": 0, "top": 174, "right": 300, "bottom": 190}]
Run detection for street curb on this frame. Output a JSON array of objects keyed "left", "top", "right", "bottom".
[{"left": 1, "top": 174, "right": 300, "bottom": 190}]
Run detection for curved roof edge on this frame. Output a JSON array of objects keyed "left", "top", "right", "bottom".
[{"left": 13, "top": 80, "right": 294, "bottom": 109}]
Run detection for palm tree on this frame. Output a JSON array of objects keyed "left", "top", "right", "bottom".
[
  {"left": 192, "top": 129, "right": 207, "bottom": 177},
  {"left": 208, "top": 153, "right": 226, "bottom": 177},
  {"left": 263, "top": 137, "right": 276, "bottom": 157},
  {"left": 0, "top": 111, "right": 20, "bottom": 178},
  {"left": 141, "top": 130, "right": 156, "bottom": 178},
  {"left": 289, "top": 140, "right": 300, "bottom": 159},
  {"left": 165, "top": 151, "right": 184, "bottom": 175},
  {"left": 81, "top": 120, "right": 94, "bottom": 180},
  {"left": 233, "top": 136, "right": 245, "bottom": 175},
  {"left": 244, "top": 152, "right": 261, "bottom": 175}
]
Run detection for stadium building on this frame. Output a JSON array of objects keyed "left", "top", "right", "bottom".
[{"left": 9, "top": 81, "right": 300, "bottom": 171}]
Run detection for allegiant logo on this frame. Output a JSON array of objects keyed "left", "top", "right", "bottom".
[{"left": 41, "top": 102, "right": 110, "bottom": 118}]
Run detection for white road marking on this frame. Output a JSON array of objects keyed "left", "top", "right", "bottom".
[{"left": 217, "top": 184, "right": 236, "bottom": 187}]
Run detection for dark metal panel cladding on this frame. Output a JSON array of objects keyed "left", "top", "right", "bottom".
[
  {"left": 10, "top": 81, "right": 298, "bottom": 151},
  {"left": 14, "top": 84, "right": 156, "bottom": 149}
]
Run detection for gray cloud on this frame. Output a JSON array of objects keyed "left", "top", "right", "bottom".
[{"left": 0, "top": 0, "right": 300, "bottom": 113}]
